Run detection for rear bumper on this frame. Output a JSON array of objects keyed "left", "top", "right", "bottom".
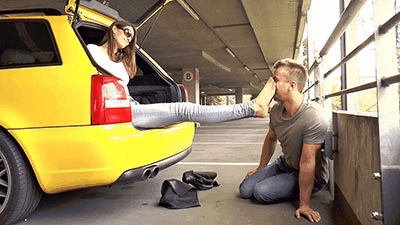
[
  {"left": 115, "top": 146, "right": 192, "bottom": 184},
  {"left": 9, "top": 122, "right": 195, "bottom": 193}
]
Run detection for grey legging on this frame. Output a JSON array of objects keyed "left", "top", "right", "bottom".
[{"left": 131, "top": 100, "right": 256, "bottom": 129}]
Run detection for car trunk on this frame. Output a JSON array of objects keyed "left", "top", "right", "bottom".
[
  {"left": 74, "top": 0, "right": 183, "bottom": 104},
  {"left": 76, "top": 22, "right": 184, "bottom": 104}
]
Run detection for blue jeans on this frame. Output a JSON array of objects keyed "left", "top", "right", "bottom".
[
  {"left": 131, "top": 100, "right": 256, "bottom": 129},
  {"left": 239, "top": 156, "right": 322, "bottom": 204}
]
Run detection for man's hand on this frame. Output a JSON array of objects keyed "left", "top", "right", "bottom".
[
  {"left": 295, "top": 205, "right": 321, "bottom": 223},
  {"left": 246, "top": 166, "right": 263, "bottom": 177}
]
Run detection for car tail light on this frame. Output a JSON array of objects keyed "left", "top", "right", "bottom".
[
  {"left": 91, "top": 75, "right": 132, "bottom": 124},
  {"left": 180, "top": 84, "right": 189, "bottom": 102}
]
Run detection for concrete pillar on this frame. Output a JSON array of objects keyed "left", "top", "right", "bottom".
[
  {"left": 235, "top": 87, "right": 243, "bottom": 104},
  {"left": 200, "top": 93, "right": 207, "bottom": 105},
  {"left": 200, "top": 92, "right": 207, "bottom": 105},
  {"left": 181, "top": 68, "right": 200, "bottom": 104}
]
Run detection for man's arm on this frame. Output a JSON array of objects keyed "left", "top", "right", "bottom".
[
  {"left": 295, "top": 143, "right": 323, "bottom": 223},
  {"left": 247, "top": 128, "right": 277, "bottom": 177}
]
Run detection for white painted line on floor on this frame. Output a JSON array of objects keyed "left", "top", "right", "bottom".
[
  {"left": 193, "top": 142, "right": 263, "bottom": 145},
  {"left": 195, "top": 134, "right": 265, "bottom": 136},
  {"left": 198, "top": 126, "right": 268, "bottom": 129},
  {"left": 177, "top": 162, "right": 259, "bottom": 166}
]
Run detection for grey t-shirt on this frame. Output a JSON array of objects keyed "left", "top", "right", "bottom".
[{"left": 269, "top": 99, "right": 329, "bottom": 187}]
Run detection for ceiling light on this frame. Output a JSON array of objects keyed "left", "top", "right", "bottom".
[
  {"left": 224, "top": 47, "right": 236, "bottom": 58},
  {"left": 176, "top": 0, "right": 200, "bottom": 21},
  {"left": 244, "top": 66, "right": 251, "bottom": 71},
  {"left": 253, "top": 73, "right": 259, "bottom": 79},
  {"left": 201, "top": 51, "right": 231, "bottom": 72}
]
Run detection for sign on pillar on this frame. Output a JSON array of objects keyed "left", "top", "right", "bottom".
[{"left": 182, "top": 68, "right": 200, "bottom": 104}]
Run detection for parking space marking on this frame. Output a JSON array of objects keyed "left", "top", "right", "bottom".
[
  {"left": 178, "top": 162, "right": 259, "bottom": 166},
  {"left": 195, "top": 134, "right": 265, "bottom": 136},
  {"left": 193, "top": 142, "right": 263, "bottom": 145}
]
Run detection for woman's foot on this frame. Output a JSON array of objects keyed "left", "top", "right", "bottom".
[
  {"left": 251, "top": 103, "right": 269, "bottom": 118},
  {"left": 252, "top": 77, "right": 276, "bottom": 118}
]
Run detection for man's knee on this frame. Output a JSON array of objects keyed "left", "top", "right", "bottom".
[
  {"left": 252, "top": 184, "right": 276, "bottom": 204},
  {"left": 238, "top": 182, "right": 253, "bottom": 199}
]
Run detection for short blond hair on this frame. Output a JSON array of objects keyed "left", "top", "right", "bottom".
[{"left": 272, "top": 58, "right": 308, "bottom": 92}]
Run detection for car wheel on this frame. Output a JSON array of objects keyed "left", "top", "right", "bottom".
[{"left": 0, "top": 131, "right": 42, "bottom": 225}]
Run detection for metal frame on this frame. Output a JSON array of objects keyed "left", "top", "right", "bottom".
[
  {"left": 304, "top": 0, "right": 400, "bottom": 224},
  {"left": 307, "top": 8, "right": 400, "bottom": 100},
  {"left": 308, "top": 0, "right": 368, "bottom": 74},
  {"left": 373, "top": 1, "right": 400, "bottom": 224}
]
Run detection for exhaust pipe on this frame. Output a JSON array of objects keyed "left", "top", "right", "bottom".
[
  {"left": 149, "top": 166, "right": 159, "bottom": 178},
  {"left": 141, "top": 169, "right": 151, "bottom": 180},
  {"left": 141, "top": 166, "right": 159, "bottom": 180}
]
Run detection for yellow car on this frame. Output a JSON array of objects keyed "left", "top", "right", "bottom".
[{"left": 0, "top": 0, "right": 194, "bottom": 224}]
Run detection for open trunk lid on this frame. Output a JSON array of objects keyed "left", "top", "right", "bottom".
[{"left": 0, "top": 0, "right": 172, "bottom": 29}]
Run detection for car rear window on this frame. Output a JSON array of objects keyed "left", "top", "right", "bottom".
[{"left": 0, "top": 19, "right": 61, "bottom": 69}]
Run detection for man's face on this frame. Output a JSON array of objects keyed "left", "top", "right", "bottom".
[{"left": 272, "top": 67, "right": 292, "bottom": 102}]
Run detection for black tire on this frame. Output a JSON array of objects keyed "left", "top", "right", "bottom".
[{"left": 0, "top": 131, "right": 42, "bottom": 225}]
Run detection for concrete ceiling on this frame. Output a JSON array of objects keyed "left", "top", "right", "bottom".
[
  {"left": 135, "top": 0, "right": 310, "bottom": 96},
  {"left": 0, "top": 0, "right": 310, "bottom": 97}
]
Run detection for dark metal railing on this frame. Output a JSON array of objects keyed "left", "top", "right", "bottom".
[
  {"left": 302, "top": 80, "right": 319, "bottom": 94},
  {"left": 308, "top": 0, "right": 367, "bottom": 73},
  {"left": 305, "top": 9, "right": 400, "bottom": 99},
  {"left": 325, "top": 74, "right": 400, "bottom": 99},
  {"left": 323, "top": 35, "right": 374, "bottom": 79},
  {"left": 378, "top": 10, "right": 400, "bottom": 34}
]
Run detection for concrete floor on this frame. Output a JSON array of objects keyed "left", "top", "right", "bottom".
[{"left": 16, "top": 118, "right": 344, "bottom": 225}]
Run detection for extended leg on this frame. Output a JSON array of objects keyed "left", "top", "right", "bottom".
[{"left": 131, "top": 100, "right": 256, "bottom": 129}]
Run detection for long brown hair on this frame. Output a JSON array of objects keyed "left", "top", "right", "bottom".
[{"left": 99, "top": 20, "right": 137, "bottom": 78}]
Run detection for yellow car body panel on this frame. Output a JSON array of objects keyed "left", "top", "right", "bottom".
[
  {"left": 0, "top": 1, "right": 194, "bottom": 223},
  {"left": 1, "top": 14, "right": 195, "bottom": 194},
  {"left": 0, "top": 16, "right": 95, "bottom": 128},
  {"left": 9, "top": 122, "right": 194, "bottom": 194}
]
